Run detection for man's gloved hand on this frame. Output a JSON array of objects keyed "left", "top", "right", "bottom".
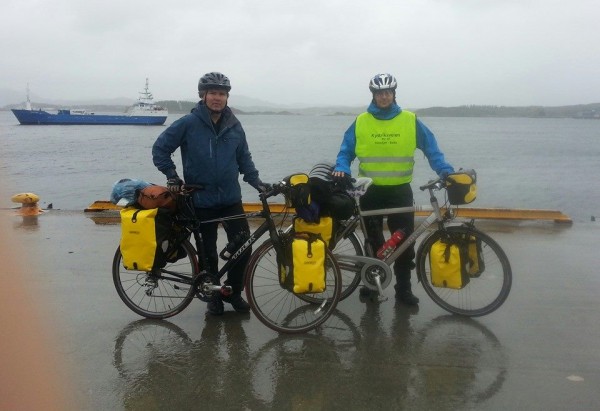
[
  {"left": 439, "top": 171, "right": 451, "bottom": 180},
  {"left": 167, "top": 176, "right": 184, "bottom": 193},
  {"left": 257, "top": 182, "right": 272, "bottom": 193},
  {"left": 332, "top": 172, "right": 353, "bottom": 190}
]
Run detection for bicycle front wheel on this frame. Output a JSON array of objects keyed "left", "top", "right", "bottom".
[
  {"left": 416, "top": 225, "right": 512, "bottom": 317},
  {"left": 112, "top": 240, "right": 199, "bottom": 319},
  {"left": 244, "top": 240, "right": 342, "bottom": 334}
]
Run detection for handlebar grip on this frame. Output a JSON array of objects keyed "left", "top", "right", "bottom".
[{"left": 181, "top": 183, "right": 205, "bottom": 192}]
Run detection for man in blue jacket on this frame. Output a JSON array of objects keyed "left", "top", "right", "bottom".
[
  {"left": 153, "top": 72, "right": 267, "bottom": 316},
  {"left": 333, "top": 73, "right": 454, "bottom": 306}
]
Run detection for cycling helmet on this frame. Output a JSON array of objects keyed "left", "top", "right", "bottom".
[
  {"left": 198, "top": 72, "right": 232, "bottom": 92},
  {"left": 368, "top": 73, "right": 397, "bottom": 92}
]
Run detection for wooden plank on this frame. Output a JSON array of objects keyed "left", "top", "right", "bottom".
[
  {"left": 444, "top": 207, "right": 572, "bottom": 224},
  {"left": 84, "top": 200, "right": 571, "bottom": 223}
]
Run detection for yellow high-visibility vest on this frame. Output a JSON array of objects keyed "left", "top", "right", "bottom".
[{"left": 355, "top": 110, "right": 417, "bottom": 185}]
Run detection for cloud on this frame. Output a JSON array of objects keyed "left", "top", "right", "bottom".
[{"left": 2, "top": 0, "right": 599, "bottom": 107}]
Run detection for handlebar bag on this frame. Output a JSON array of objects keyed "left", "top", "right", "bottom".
[
  {"left": 429, "top": 238, "right": 470, "bottom": 289},
  {"left": 446, "top": 169, "right": 477, "bottom": 205},
  {"left": 278, "top": 233, "right": 327, "bottom": 294},
  {"left": 120, "top": 207, "right": 174, "bottom": 271},
  {"left": 283, "top": 173, "right": 311, "bottom": 209}
]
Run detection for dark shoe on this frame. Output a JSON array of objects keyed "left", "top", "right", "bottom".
[
  {"left": 222, "top": 293, "right": 251, "bottom": 313},
  {"left": 359, "top": 286, "right": 378, "bottom": 296},
  {"left": 396, "top": 290, "right": 420, "bottom": 306},
  {"left": 207, "top": 296, "right": 224, "bottom": 316}
]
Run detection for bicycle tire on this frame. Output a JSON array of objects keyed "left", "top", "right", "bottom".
[
  {"left": 416, "top": 225, "right": 512, "bottom": 317},
  {"left": 113, "top": 319, "right": 193, "bottom": 378},
  {"left": 330, "top": 231, "right": 364, "bottom": 300},
  {"left": 244, "top": 239, "right": 342, "bottom": 334},
  {"left": 112, "top": 240, "right": 199, "bottom": 319},
  {"left": 412, "top": 315, "right": 507, "bottom": 406}
]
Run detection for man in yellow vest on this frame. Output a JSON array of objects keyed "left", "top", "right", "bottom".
[{"left": 333, "top": 73, "right": 454, "bottom": 305}]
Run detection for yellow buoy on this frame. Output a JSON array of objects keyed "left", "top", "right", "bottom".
[{"left": 11, "top": 192, "right": 43, "bottom": 215}]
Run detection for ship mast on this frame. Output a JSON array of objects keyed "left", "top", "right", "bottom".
[{"left": 26, "top": 83, "right": 32, "bottom": 111}]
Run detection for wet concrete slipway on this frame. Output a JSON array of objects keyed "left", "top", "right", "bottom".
[{"left": 3, "top": 209, "right": 600, "bottom": 411}]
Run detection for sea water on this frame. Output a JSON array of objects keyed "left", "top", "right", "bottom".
[{"left": 1, "top": 111, "right": 599, "bottom": 224}]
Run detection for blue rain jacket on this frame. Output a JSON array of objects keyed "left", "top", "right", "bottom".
[{"left": 152, "top": 101, "right": 261, "bottom": 208}]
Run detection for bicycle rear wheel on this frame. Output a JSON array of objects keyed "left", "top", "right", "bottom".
[
  {"left": 244, "top": 239, "right": 342, "bottom": 334},
  {"left": 112, "top": 240, "right": 199, "bottom": 319},
  {"left": 416, "top": 225, "right": 512, "bottom": 317}
]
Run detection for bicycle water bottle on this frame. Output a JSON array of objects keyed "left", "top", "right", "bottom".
[{"left": 377, "top": 229, "right": 406, "bottom": 260}]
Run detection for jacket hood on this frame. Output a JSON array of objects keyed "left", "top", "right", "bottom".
[{"left": 367, "top": 101, "right": 402, "bottom": 120}]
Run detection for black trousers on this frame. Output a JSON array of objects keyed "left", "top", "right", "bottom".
[
  {"left": 195, "top": 202, "right": 251, "bottom": 294},
  {"left": 360, "top": 184, "right": 415, "bottom": 290}
]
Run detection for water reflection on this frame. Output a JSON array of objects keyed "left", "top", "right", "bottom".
[
  {"left": 410, "top": 315, "right": 507, "bottom": 408},
  {"left": 112, "top": 310, "right": 506, "bottom": 410},
  {"left": 13, "top": 215, "right": 40, "bottom": 231},
  {"left": 112, "top": 315, "right": 263, "bottom": 410}
]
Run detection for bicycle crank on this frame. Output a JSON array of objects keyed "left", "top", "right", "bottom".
[
  {"left": 194, "top": 273, "right": 233, "bottom": 302},
  {"left": 334, "top": 255, "right": 393, "bottom": 301}
]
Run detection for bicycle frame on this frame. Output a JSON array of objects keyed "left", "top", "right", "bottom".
[
  {"left": 176, "top": 187, "right": 287, "bottom": 299},
  {"left": 333, "top": 179, "right": 453, "bottom": 301}
]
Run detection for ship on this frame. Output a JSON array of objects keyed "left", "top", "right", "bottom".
[{"left": 11, "top": 79, "right": 168, "bottom": 125}]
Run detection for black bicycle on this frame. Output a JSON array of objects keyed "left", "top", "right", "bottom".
[{"left": 112, "top": 181, "right": 343, "bottom": 334}]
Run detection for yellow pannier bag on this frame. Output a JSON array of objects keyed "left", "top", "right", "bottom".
[
  {"left": 293, "top": 216, "right": 333, "bottom": 246},
  {"left": 465, "top": 235, "right": 485, "bottom": 277},
  {"left": 429, "top": 239, "right": 470, "bottom": 289},
  {"left": 120, "top": 207, "right": 173, "bottom": 271},
  {"left": 279, "top": 233, "right": 327, "bottom": 294}
]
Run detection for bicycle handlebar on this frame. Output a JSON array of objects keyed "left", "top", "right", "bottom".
[
  {"left": 419, "top": 178, "right": 445, "bottom": 192},
  {"left": 259, "top": 181, "right": 286, "bottom": 201}
]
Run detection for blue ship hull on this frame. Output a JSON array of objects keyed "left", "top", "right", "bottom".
[{"left": 11, "top": 109, "right": 167, "bottom": 125}]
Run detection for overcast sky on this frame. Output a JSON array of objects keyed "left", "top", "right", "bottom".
[{"left": 2, "top": 0, "right": 598, "bottom": 108}]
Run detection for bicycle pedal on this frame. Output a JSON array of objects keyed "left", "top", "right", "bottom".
[{"left": 220, "top": 286, "right": 233, "bottom": 297}]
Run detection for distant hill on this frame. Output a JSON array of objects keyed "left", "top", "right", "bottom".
[
  {"left": 3, "top": 93, "right": 599, "bottom": 119},
  {"left": 413, "top": 103, "right": 600, "bottom": 119},
  {"left": 158, "top": 101, "right": 600, "bottom": 118}
]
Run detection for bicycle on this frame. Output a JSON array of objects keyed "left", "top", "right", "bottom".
[
  {"left": 330, "top": 174, "right": 512, "bottom": 316},
  {"left": 112, "top": 180, "right": 343, "bottom": 334}
]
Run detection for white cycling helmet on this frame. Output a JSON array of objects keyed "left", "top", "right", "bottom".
[{"left": 369, "top": 73, "right": 397, "bottom": 92}]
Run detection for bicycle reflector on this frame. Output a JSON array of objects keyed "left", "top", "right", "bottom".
[{"left": 446, "top": 169, "right": 477, "bottom": 205}]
